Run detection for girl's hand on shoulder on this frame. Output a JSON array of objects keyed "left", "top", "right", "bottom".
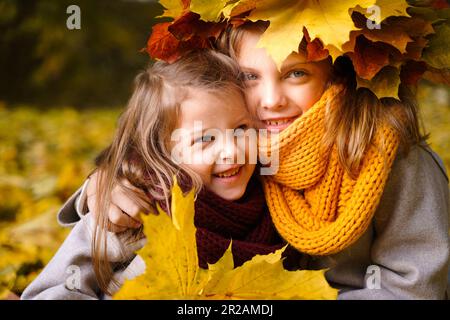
[{"left": 86, "top": 171, "right": 143, "bottom": 233}]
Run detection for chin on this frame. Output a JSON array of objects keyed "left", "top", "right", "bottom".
[{"left": 216, "top": 187, "right": 246, "bottom": 201}]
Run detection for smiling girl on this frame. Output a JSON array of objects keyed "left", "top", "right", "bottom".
[
  {"left": 234, "top": 24, "right": 332, "bottom": 132},
  {"left": 21, "top": 50, "right": 299, "bottom": 299},
  {"left": 219, "top": 22, "right": 449, "bottom": 299}
]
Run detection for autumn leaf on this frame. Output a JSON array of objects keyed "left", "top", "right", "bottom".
[
  {"left": 381, "top": 16, "right": 434, "bottom": 62},
  {"left": 241, "top": 0, "right": 376, "bottom": 67},
  {"left": 227, "top": 0, "right": 259, "bottom": 17},
  {"left": 149, "top": 0, "right": 448, "bottom": 94},
  {"left": 344, "top": 12, "right": 413, "bottom": 55},
  {"left": 159, "top": 0, "right": 190, "bottom": 19},
  {"left": 352, "top": 0, "right": 410, "bottom": 24},
  {"left": 422, "top": 23, "right": 450, "bottom": 69},
  {"left": 306, "top": 38, "right": 331, "bottom": 62},
  {"left": 114, "top": 179, "right": 338, "bottom": 300},
  {"left": 114, "top": 180, "right": 208, "bottom": 299},
  {"left": 357, "top": 65, "right": 401, "bottom": 99},
  {"left": 146, "top": 12, "right": 222, "bottom": 62},
  {"left": 347, "top": 35, "right": 394, "bottom": 80},
  {"left": 147, "top": 22, "right": 183, "bottom": 63},
  {"left": 190, "top": 0, "right": 232, "bottom": 21},
  {"left": 168, "top": 12, "right": 225, "bottom": 41},
  {"left": 203, "top": 245, "right": 337, "bottom": 299},
  {"left": 400, "top": 60, "right": 427, "bottom": 85}
]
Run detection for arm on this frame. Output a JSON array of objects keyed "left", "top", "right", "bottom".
[
  {"left": 339, "top": 144, "right": 449, "bottom": 300},
  {"left": 57, "top": 172, "right": 142, "bottom": 232},
  {"left": 21, "top": 213, "right": 146, "bottom": 300},
  {"left": 57, "top": 179, "right": 90, "bottom": 227}
]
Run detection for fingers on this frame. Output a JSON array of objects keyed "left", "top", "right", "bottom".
[
  {"left": 87, "top": 191, "right": 140, "bottom": 233},
  {"left": 111, "top": 184, "right": 144, "bottom": 224},
  {"left": 108, "top": 204, "right": 142, "bottom": 229},
  {"left": 85, "top": 170, "right": 145, "bottom": 232}
]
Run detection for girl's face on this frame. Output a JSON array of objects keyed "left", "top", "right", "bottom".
[
  {"left": 237, "top": 30, "right": 332, "bottom": 132},
  {"left": 173, "top": 88, "right": 256, "bottom": 201}
]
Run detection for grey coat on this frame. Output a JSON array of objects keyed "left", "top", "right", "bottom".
[{"left": 21, "top": 144, "right": 450, "bottom": 300}]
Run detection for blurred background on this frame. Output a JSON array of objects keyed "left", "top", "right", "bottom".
[{"left": 0, "top": 0, "right": 449, "bottom": 299}]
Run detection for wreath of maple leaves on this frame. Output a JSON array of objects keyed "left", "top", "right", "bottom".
[{"left": 144, "top": 0, "right": 449, "bottom": 99}]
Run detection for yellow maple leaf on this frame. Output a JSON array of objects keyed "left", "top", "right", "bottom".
[
  {"left": 114, "top": 179, "right": 338, "bottom": 300},
  {"left": 114, "top": 179, "right": 208, "bottom": 299},
  {"left": 203, "top": 245, "right": 337, "bottom": 299},
  {"left": 352, "top": 0, "right": 410, "bottom": 24},
  {"left": 356, "top": 65, "right": 400, "bottom": 99},
  {"left": 159, "top": 0, "right": 188, "bottom": 19},
  {"left": 190, "top": 0, "right": 236, "bottom": 21},
  {"left": 243, "top": 0, "right": 376, "bottom": 67}
]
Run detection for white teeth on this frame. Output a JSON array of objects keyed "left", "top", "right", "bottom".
[
  {"left": 266, "top": 119, "right": 291, "bottom": 126},
  {"left": 216, "top": 167, "right": 240, "bottom": 178}
]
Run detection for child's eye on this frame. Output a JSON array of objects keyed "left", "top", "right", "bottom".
[
  {"left": 237, "top": 124, "right": 249, "bottom": 131},
  {"left": 242, "top": 72, "right": 258, "bottom": 81},
  {"left": 286, "top": 70, "right": 307, "bottom": 79},
  {"left": 233, "top": 124, "right": 249, "bottom": 137},
  {"left": 193, "top": 135, "right": 215, "bottom": 144}
]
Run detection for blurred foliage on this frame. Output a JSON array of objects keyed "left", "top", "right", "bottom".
[
  {"left": 0, "top": 103, "right": 120, "bottom": 298},
  {"left": 0, "top": 0, "right": 163, "bottom": 108},
  {"left": 418, "top": 83, "right": 450, "bottom": 168}
]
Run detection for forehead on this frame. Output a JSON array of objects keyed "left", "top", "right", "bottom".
[
  {"left": 179, "top": 88, "right": 248, "bottom": 126},
  {"left": 237, "top": 30, "right": 309, "bottom": 69}
]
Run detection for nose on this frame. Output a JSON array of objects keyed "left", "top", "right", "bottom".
[
  {"left": 217, "top": 132, "right": 245, "bottom": 165},
  {"left": 260, "top": 79, "right": 286, "bottom": 111}
]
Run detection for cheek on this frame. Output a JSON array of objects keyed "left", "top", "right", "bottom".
[
  {"left": 179, "top": 146, "right": 217, "bottom": 186},
  {"left": 289, "top": 83, "right": 324, "bottom": 113},
  {"left": 183, "top": 163, "right": 212, "bottom": 186},
  {"left": 245, "top": 163, "right": 256, "bottom": 180},
  {"left": 244, "top": 87, "right": 260, "bottom": 118}
]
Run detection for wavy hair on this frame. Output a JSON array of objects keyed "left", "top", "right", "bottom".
[{"left": 92, "top": 50, "right": 244, "bottom": 294}]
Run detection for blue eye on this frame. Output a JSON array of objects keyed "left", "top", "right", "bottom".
[
  {"left": 194, "top": 135, "right": 215, "bottom": 144},
  {"left": 243, "top": 72, "right": 258, "bottom": 81},
  {"left": 238, "top": 124, "right": 249, "bottom": 130},
  {"left": 234, "top": 124, "right": 248, "bottom": 136},
  {"left": 287, "top": 70, "right": 307, "bottom": 78}
]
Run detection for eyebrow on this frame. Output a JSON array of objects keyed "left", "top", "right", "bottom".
[
  {"left": 190, "top": 127, "right": 211, "bottom": 135},
  {"left": 188, "top": 115, "right": 249, "bottom": 135},
  {"left": 239, "top": 64, "right": 260, "bottom": 72},
  {"left": 280, "top": 61, "right": 309, "bottom": 71},
  {"left": 240, "top": 61, "right": 310, "bottom": 75}
]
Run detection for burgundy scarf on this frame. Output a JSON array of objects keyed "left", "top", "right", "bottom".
[{"left": 193, "top": 176, "right": 302, "bottom": 269}]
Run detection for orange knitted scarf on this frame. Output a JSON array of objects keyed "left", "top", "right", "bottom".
[{"left": 260, "top": 85, "right": 400, "bottom": 256}]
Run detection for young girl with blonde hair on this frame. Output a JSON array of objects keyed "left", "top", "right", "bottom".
[
  {"left": 218, "top": 22, "right": 449, "bottom": 299},
  {"left": 22, "top": 49, "right": 299, "bottom": 299}
]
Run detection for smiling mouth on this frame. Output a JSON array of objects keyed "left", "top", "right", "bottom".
[
  {"left": 214, "top": 166, "right": 242, "bottom": 178},
  {"left": 264, "top": 118, "right": 293, "bottom": 126},
  {"left": 263, "top": 116, "right": 299, "bottom": 128}
]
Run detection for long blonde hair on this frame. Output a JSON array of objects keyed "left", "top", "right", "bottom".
[
  {"left": 93, "top": 49, "right": 244, "bottom": 294},
  {"left": 216, "top": 21, "right": 426, "bottom": 177}
]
